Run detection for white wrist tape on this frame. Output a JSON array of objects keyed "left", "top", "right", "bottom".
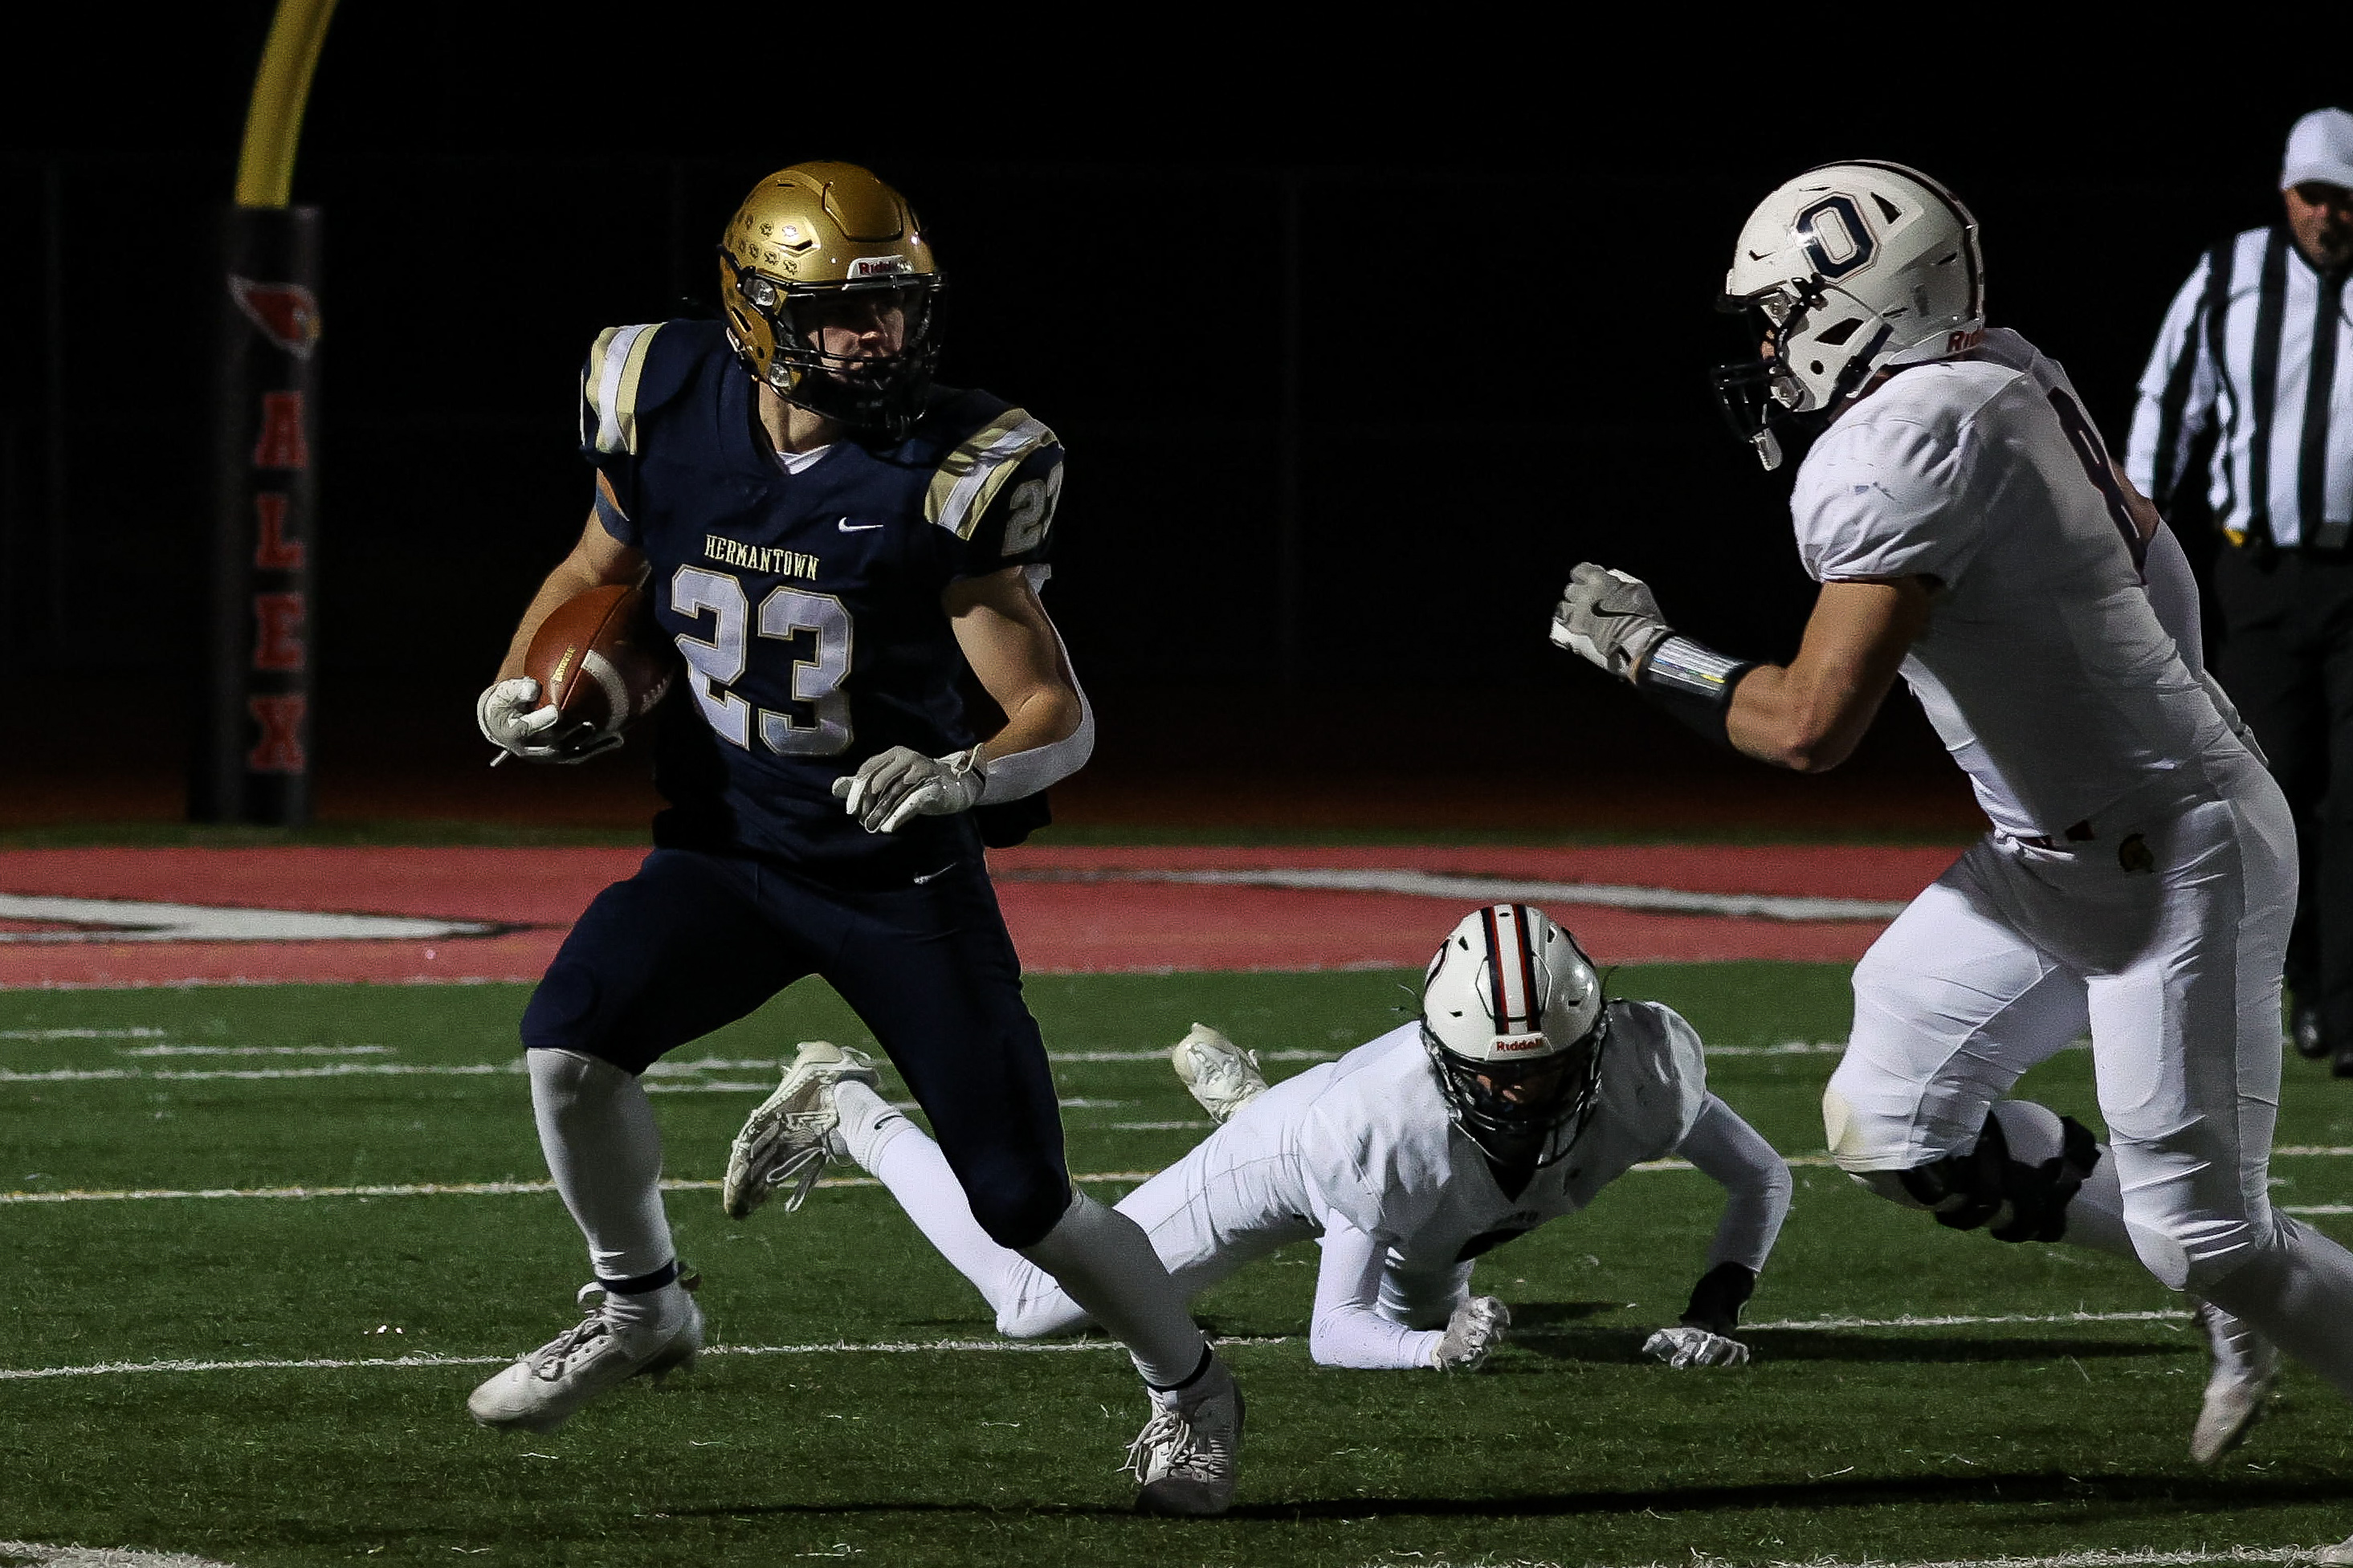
[{"left": 978, "top": 683, "right": 1095, "bottom": 803}]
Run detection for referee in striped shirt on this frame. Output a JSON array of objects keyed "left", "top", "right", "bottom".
[{"left": 2127, "top": 108, "right": 2353, "bottom": 1072}]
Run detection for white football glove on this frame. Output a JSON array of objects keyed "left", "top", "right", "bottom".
[
  {"left": 1549, "top": 562, "right": 1674, "bottom": 680},
  {"left": 1430, "top": 1295, "right": 1511, "bottom": 1373},
  {"left": 475, "top": 678, "right": 622, "bottom": 765},
  {"left": 831, "top": 747, "right": 985, "bottom": 833},
  {"left": 1641, "top": 1324, "right": 1752, "bottom": 1369}
]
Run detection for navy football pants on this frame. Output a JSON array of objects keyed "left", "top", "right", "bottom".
[{"left": 520, "top": 847, "right": 1071, "bottom": 1248}]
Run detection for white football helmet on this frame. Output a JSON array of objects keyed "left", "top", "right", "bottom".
[
  {"left": 1713, "top": 161, "right": 1985, "bottom": 470},
  {"left": 1420, "top": 905, "right": 1608, "bottom": 1168}
]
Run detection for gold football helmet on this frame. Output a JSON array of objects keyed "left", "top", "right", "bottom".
[{"left": 717, "top": 161, "right": 942, "bottom": 435}]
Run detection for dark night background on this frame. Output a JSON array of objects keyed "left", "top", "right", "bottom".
[{"left": 1, "top": 19, "right": 2341, "bottom": 829}]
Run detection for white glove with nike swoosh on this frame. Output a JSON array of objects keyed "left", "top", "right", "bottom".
[
  {"left": 475, "top": 677, "right": 622, "bottom": 764},
  {"left": 1550, "top": 562, "right": 1674, "bottom": 681},
  {"left": 833, "top": 747, "right": 985, "bottom": 833}
]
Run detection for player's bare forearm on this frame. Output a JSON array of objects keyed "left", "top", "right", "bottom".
[
  {"left": 1721, "top": 577, "right": 1931, "bottom": 772},
  {"left": 945, "top": 568, "right": 1084, "bottom": 764},
  {"left": 495, "top": 494, "right": 646, "bottom": 680}
]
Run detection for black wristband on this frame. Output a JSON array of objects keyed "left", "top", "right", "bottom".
[
  {"left": 1633, "top": 635, "right": 1760, "bottom": 749},
  {"left": 1679, "top": 1261, "right": 1757, "bottom": 1335}
]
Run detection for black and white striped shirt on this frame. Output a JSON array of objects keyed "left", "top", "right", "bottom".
[{"left": 2126, "top": 226, "right": 2353, "bottom": 549}]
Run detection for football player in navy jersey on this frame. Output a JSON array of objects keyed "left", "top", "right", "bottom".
[{"left": 468, "top": 162, "right": 1241, "bottom": 1514}]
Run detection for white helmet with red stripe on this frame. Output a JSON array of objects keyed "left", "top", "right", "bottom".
[{"left": 1420, "top": 904, "right": 1609, "bottom": 1167}]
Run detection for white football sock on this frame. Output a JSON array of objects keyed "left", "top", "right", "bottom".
[
  {"left": 528, "top": 1048, "right": 675, "bottom": 1285},
  {"left": 1020, "top": 1189, "right": 1209, "bottom": 1388},
  {"left": 1987, "top": 1099, "right": 2136, "bottom": 1262},
  {"left": 837, "top": 1085, "right": 1049, "bottom": 1323},
  {"left": 834, "top": 1080, "right": 917, "bottom": 1171}
]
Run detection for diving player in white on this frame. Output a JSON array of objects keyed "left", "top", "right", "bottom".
[
  {"left": 1551, "top": 161, "right": 2353, "bottom": 1555},
  {"left": 723, "top": 905, "right": 1792, "bottom": 1372}
]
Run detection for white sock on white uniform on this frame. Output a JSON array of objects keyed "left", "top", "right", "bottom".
[
  {"left": 834, "top": 1080, "right": 1042, "bottom": 1319},
  {"left": 528, "top": 1048, "right": 675, "bottom": 1285},
  {"left": 839, "top": 1081, "right": 1209, "bottom": 1381}
]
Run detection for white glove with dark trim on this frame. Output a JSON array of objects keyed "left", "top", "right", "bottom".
[
  {"left": 1430, "top": 1295, "right": 1511, "bottom": 1372},
  {"left": 1550, "top": 562, "right": 1674, "bottom": 680},
  {"left": 475, "top": 678, "right": 620, "bottom": 765},
  {"left": 832, "top": 747, "right": 985, "bottom": 833},
  {"left": 1641, "top": 1324, "right": 1752, "bottom": 1369}
]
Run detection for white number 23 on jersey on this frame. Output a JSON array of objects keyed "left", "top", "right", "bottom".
[{"left": 669, "top": 566, "right": 852, "bottom": 756}]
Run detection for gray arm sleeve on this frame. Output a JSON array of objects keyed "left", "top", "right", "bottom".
[{"left": 1673, "top": 1094, "right": 1792, "bottom": 1274}]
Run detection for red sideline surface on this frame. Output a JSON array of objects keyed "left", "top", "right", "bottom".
[{"left": 0, "top": 844, "right": 1963, "bottom": 988}]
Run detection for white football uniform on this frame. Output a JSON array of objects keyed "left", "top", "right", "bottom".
[
  {"left": 846, "top": 1004, "right": 1791, "bottom": 1369},
  {"left": 1810, "top": 331, "right": 2353, "bottom": 1395}
]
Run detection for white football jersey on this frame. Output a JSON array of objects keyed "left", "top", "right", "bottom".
[
  {"left": 1790, "top": 329, "right": 2236, "bottom": 837},
  {"left": 1211, "top": 1001, "right": 1709, "bottom": 1273}
]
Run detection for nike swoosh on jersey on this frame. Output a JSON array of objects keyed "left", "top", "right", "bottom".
[
  {"left": 911, "top": 865, "right": 956, "bottom": 885},
  {"left": 837, "top": 517, "right": 884, "bottom": 532}
]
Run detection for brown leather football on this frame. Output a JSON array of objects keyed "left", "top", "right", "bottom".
[{"left": 524, "top": 584, "right": 676, "bottom": 743}]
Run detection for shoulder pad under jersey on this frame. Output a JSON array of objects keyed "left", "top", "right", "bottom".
[
  {"left": 1609, "top": 1000, "right": 1710, "bottom": 1145},
  {"left": 580, "top": 320, "right": 720, "bottom": 458},
  {"left": 922, "top": 397, "right": 1061, "bottom": 542}
]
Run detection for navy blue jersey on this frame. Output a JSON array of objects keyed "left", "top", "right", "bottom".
[{"left": 578, "top": 320, "right": 1063, "bottom": 874}]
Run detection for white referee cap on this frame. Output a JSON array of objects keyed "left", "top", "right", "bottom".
[{"left": 2282, "top": 108, "right": 2353, "bottom": 193}]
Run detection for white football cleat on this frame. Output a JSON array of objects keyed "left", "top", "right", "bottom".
[
  {"left": 1432, "top": 1295, "right": 1511, "bottom": 1371},
  {"left": 1125, "top": 1358, "right": 1245, "bottom": 1516},
  {"left": 467, "top": 1276, "right": 703, "bottom": 1434},
  {"left": 723, "top": 1041, "right": 880, "bottom": 1220},
  {"left": 1170, "top": 1024, "right": 1268, "bottom": 1125},
  {"left": 2315, "top": 1534, "right": 2353, "bottom": 1566},
  {"left": 2189, "top": 1297, "right": 2279, "bottom": 1464},
  {"left": 1642, "top": 1324, "right": 1751, "bottom": 1369}
]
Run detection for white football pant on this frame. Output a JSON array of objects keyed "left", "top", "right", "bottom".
[
  {"left": 1825, "top": 747, "right": 2353, "bottom": 1397},
  {"left": 846, "top": 1082, "right": 1328, "bottom": 1338}
]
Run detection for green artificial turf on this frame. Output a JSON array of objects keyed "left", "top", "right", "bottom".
[{"left": 4, "top": 967, "right": 2351, "bottom": 1566}]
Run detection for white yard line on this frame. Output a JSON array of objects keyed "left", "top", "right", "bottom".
[
  {"left": 119, "top": 1044, "right": 394, "bottom": 1058},
  {"left": 0, "top": 1172, "right": 1168, "bottom": 1204},
  {"left": 0, "top": 1063, "right": 513, "bottom": 1083},
  {"left": 0, "top": 1308, "right": 2213, "bottom": 1384},
  {"left": 1738, "top": 1308, "right": 2192, "bottom": 1331},
  {"left": 0, "top": 1028, "right": 170, "bottom": 1040},
  {"left": 20, "top": 1148, "right": 2353, "bottom": 1205},
  {"left": 0, "top": 1336, "right": 1296, "bottom": 1381},
  {"left": 0, "top": 1543, "right": 239, "bottom": 1568}
]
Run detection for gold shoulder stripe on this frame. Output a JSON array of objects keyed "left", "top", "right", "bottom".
[
  {"left": 583, "top": 323, "right": 664, "bottom": 456},
  {"left": 925, "top": 409, "right": 1057, "bottom": 540}
]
